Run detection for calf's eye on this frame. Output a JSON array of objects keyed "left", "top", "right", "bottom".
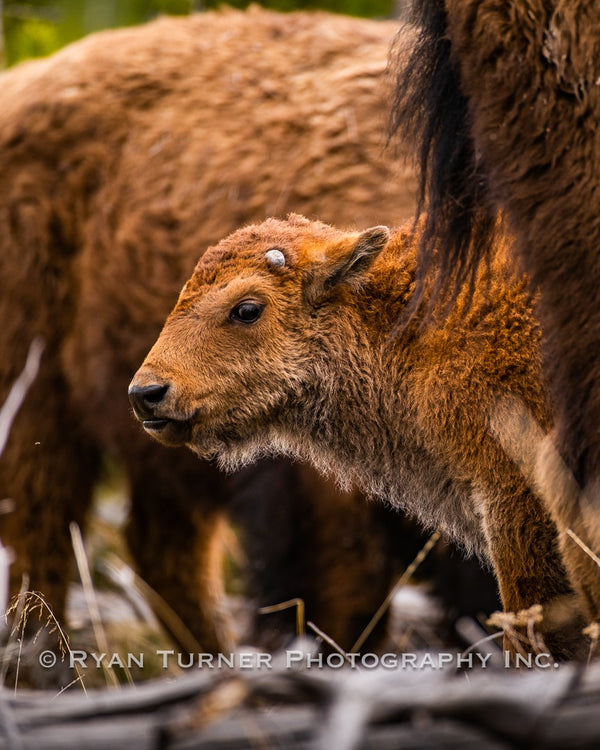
[{"left": 230, "top": 301, "right": 264, "bottom": 324}]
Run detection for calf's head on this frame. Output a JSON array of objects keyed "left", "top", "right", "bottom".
[{"left": 129, "top": 214, "right": 389, "bottom": 467}]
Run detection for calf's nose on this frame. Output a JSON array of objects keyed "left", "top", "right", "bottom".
[{"left": 128, "top": 383, "right": 169, "bottom": 420}]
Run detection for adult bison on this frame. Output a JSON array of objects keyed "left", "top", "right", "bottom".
[
  {"left": 390, "top": 1, "right": 600, "bottom": 620},
  {"left": 0, "top": 7, "right": 420, "bottom": 659}
]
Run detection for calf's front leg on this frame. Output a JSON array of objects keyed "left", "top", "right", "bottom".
[{"left": 481, "top": 477, "right": 586, "bottom": 661}]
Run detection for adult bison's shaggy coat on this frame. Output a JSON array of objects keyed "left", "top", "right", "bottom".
[
  {"left": 390, "top": 1, "right": 600, "bottom": 618},
  {"left": 0, "top": 8, "right": 424, "bottom": 660},
  {"left": 130, "top": 213, "right": 588, "bottom": 658}
]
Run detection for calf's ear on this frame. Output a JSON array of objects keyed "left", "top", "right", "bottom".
[{"left": 305, "top": 225, "right": 390, "bottom": 304}]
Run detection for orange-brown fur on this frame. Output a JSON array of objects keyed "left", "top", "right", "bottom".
[
  {"left": 0, "top": 8, "right": 421, "bottom": 658},
  {"left": 132, "top": 214, "right": 587, "bottom": 658}
]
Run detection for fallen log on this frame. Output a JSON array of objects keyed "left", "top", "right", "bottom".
[{"left": 2, "top": 659, "right": 600, "bottom": 749}]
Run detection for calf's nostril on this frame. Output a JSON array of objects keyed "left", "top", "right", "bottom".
[
  {"left": 128, "top": 383, "right": 169, "bottom": 419},
  {"left": 141, "top": 383, "right": 169, "bottom": 404}
]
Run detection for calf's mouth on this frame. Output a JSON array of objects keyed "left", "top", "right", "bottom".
[{"left": 141, "top": 417, "right": 192, "bottom": 447}]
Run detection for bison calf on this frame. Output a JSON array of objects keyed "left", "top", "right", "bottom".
[{"left": 131, "top": 214, "right": 588, "bottom": 659}]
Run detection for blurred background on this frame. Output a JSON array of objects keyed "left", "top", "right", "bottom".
[{"left": 0, "top": 0, "right": 408, "bottom": 68}]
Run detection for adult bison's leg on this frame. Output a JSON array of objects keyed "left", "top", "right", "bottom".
[
  {"left": 124, "top": 445, "right": 234, "bottom": 654},
  {"left": 0, "top": 352, "right": 99, "bottom": 650},
  {"left": 229, "top": 460, "right": 401, "bottom": 653},
  {"left": 482, "top": 476, "right": 586, "bottom": 660}
]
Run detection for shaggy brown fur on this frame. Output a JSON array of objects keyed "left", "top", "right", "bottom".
[
  {"left": 390, "top": 1, "right": 600, "bottom": 616},
  {"left": 0, "top": 8, "right": 422, "bottom": 658},
  {"left": 131, "top": 214, "right": 589, "bottom": 658}
]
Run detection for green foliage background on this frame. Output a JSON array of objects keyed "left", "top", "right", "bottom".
[{"left": 1, "top": 0, "right": 397, "bottom": 68}]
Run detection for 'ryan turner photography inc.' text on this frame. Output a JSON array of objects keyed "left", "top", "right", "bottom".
[{"left": 39, "top": 649, "right": 560, "bottom": 671}]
